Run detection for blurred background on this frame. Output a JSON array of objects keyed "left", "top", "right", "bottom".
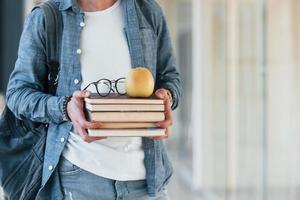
[{"left": 1, "top": 0, "right": 300, "bottom": 200}]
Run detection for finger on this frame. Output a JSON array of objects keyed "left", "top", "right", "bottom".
[
  {"left": 156, "top": 119, "right": 172, "bottom": 128},
  {"left": 73, "top": 90, "right": 91, "bottom": 99},
  {"left": 87, "top": 136, "right": 107, "bottom": 142},
  {"left": 149, "top": 129, "right": 169, "bottom": 140},
  {"left": 164, "top": 98, "right": 173, "bottom": 120},
  {"left": 79, "top": 120, "right": 103, "bottom": 129},
  {"left": 75, "top": 111, "right": 103, "bottom": 129},
  {"left": 72, "top": 123, "right": 81, "bottom": 135},
  {"left": 165, "top": 128, "right": 169, "bottom": 137},
  {"left": 77, "top": 127, "right": 90, "bottom": 142},
  {"left": 155, "top": 89, "right": 173, "bottom": 121},
  {"left": 149, "top": 135, "right": 168, "bottom": 140},
  {"left": 91, "top": 120, "right": 103, "bottom": 126},
  {"left": 155, "top": 89, "right": 167, "bottom": 100},
  {"left": 148, "top": 136, "right": 160, "bottom": 140},
  {"left": 156, "top": 100, "right": 173, "bottom": 128},
  {"left": 78, "top": 127, "right": 106, "bottom": 143}
]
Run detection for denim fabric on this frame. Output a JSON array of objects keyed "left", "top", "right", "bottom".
[
  {"left": 6, "top": 0, "right": 182, "bottom": 199},
  {"left": 58, "top": 157, "right": 170, "bottom": 200}
]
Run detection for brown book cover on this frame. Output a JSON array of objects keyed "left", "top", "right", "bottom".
[
  {"left": 85, "top": 103, "right": 164, "bottom": 112},
  {"left": 86, "top": 111, "right": 165, "bottom": 122},
  {"left": 84, "top": 93, "right": 164, "bottom": 105},
  {"left": 88, "top": 128, "right": 165, "bottom": 137},
  {"left": 93, "top": 122, "right": 158, "bottom": 129}
]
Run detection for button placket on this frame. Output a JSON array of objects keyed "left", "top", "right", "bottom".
[
  {"left": 60, "top": 137, "right": 65, "bottom": 143},
  {"left": 76, "top": 48, "right": 82, "bottom": 54},
  {"left": 74, "top": 79, "right": 80, "bottom": 84},
  {"left": 76, "top": 14, "right": 84, "bottom": 57},
  {"left": 48, "top": 165, "right": 53, "bottom": 171}
]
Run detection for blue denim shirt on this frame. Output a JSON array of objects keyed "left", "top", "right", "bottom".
[{"left": 6, "top": 0, "right": 182, "bottom": 198}]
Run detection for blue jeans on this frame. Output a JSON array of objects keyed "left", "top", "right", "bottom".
[{"left": 58, "top": 157, "right": 170, "bottom": 200}]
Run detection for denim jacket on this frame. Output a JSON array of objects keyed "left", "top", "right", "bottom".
[{"left": 6, "top": 0, "right": 182, "bottom": 198}]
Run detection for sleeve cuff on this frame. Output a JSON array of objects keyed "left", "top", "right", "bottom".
[
  {"left": 62, "top": 96, "right": 72, "bottom": 121},
  {"left": 161, "top": 87, "right": 177, "bottom": 110},
  {"left": 46, "top": 96, "right": 67, "bottom": 124}
]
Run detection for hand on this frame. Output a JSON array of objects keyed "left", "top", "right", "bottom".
[
  {"left": 149, "top": 88, "right": 173, "bottom": 140},
  {"left": 67, "top": 91, "right": 106, "bottom": 143}
]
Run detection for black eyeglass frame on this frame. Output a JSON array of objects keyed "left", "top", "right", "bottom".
[{"left": 82, "top": 77, "right": 126, "bottom": 97}]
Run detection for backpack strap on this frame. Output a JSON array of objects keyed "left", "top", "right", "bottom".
[{"left": 38, "top": 1, "right": 63, "bottom": 95}]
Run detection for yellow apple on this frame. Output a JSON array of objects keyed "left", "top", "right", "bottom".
[{"left": 125, "top": 67, "right": 155, "bottom": 97}]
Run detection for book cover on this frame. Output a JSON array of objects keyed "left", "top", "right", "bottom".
[
  {"left": 95, "top": 122, "right": 158, "bottom": 129},
  {"left": 88, "top": 128, "right": 165, "bottom": 137},
  {"left": 86, "top": 111, "right": 165, "bottom": 122},
  {"left": 85, "top": 103, "right": 164, "bottom": 112},
  {"left": 84, "top": 93, "right": 163, "bottom": 105}
]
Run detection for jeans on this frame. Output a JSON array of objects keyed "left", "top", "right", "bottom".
[{"left": 58, "top": 157, "right": 170, "bottom": 200}]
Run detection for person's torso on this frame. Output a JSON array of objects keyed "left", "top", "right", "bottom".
[
  {"left": 38, "top": 0, "right": 173, "bottom": 198},
  {"left": 62, "top": 0, "right": 146, "bottom": 181}
]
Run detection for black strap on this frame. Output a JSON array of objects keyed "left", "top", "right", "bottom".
[{"left": 40, "top": 1, "right": 63, "bottom": 95}]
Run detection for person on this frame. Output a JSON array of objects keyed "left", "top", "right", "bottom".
[{"left": 6, "top": 0, "right": 182, "bottom": 199}]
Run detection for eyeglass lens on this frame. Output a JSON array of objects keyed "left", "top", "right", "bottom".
[
  {"left": 96, "top": 79, "right": 112, "bottom": 96},
  {"left": 115, "top": 78, "right": 126, "bottom": 95}
]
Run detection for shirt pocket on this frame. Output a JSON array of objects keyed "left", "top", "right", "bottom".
[{"left": 58, "top": 156, "right": 83, "bottom": 176}]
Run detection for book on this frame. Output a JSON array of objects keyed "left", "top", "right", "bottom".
[
  {"left": 85, "top": 103, "right": 164, "bottom": 112},
  {"left": 86, "top": 111, "right": 165, "bottom": 122},
  {"left": 95, "top": 122, "right": 157, "bottom": 129},
  {"left": 88, "top": 128, "right": 165, "bottom": 137},
  {"left": 84, "top": 93, "right": 163, "bottom": 105}
]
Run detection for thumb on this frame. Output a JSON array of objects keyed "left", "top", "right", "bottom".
[
  {"left": 73, "top": 90, "right": 91, "bottom": 98},
  {"left": 155, "top": 89, "right": 165, "bottom": 99}
]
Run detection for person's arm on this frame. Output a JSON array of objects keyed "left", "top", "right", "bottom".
[
  {"left": 6, "top": 8, "right": 67, "bottom": 124},
  {"left": 151, "top": 7, "right": 182, "bottom": 140},
  {"left": 154, "top": 9, "right": 182, "bottom": 111}
]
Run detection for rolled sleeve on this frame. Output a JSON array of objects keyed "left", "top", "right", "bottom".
[
  {"left": 6, "top": 8, "right": 65, "bottom": 124},
  {"left": 155, "top": 10, "right": 182, "bottom": 110}
]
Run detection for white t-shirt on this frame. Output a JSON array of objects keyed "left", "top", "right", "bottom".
[{"left": 62, "top": 0, "right": 146, "bottom": 181}]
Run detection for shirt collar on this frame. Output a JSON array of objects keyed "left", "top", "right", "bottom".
[{"left": 55, "top": 0, "right": 78, "bottom": 11}]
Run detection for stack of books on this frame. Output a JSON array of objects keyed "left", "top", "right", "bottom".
[{"left": 84, "top": 93, "right": 166, "bottom": 137}]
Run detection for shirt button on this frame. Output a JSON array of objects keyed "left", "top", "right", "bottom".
[
  {"left": 48, "top": 165, "right": 53, "bottom": 171},
  {"left": 76, "top": 49, "right": 82, "bottom": 54},
  {"left": 80, "top": 22, "right": 85, "bottom": 27},
  {"left": 74, "top": 79, "right": 80, "bottom": 84},
  {"left": 60, "top": 138, "right": 65, "bottom": 143}
]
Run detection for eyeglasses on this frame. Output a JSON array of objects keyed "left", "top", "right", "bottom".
[{"left": 82, "top": 78, "right": 126, "bottom": 97}]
